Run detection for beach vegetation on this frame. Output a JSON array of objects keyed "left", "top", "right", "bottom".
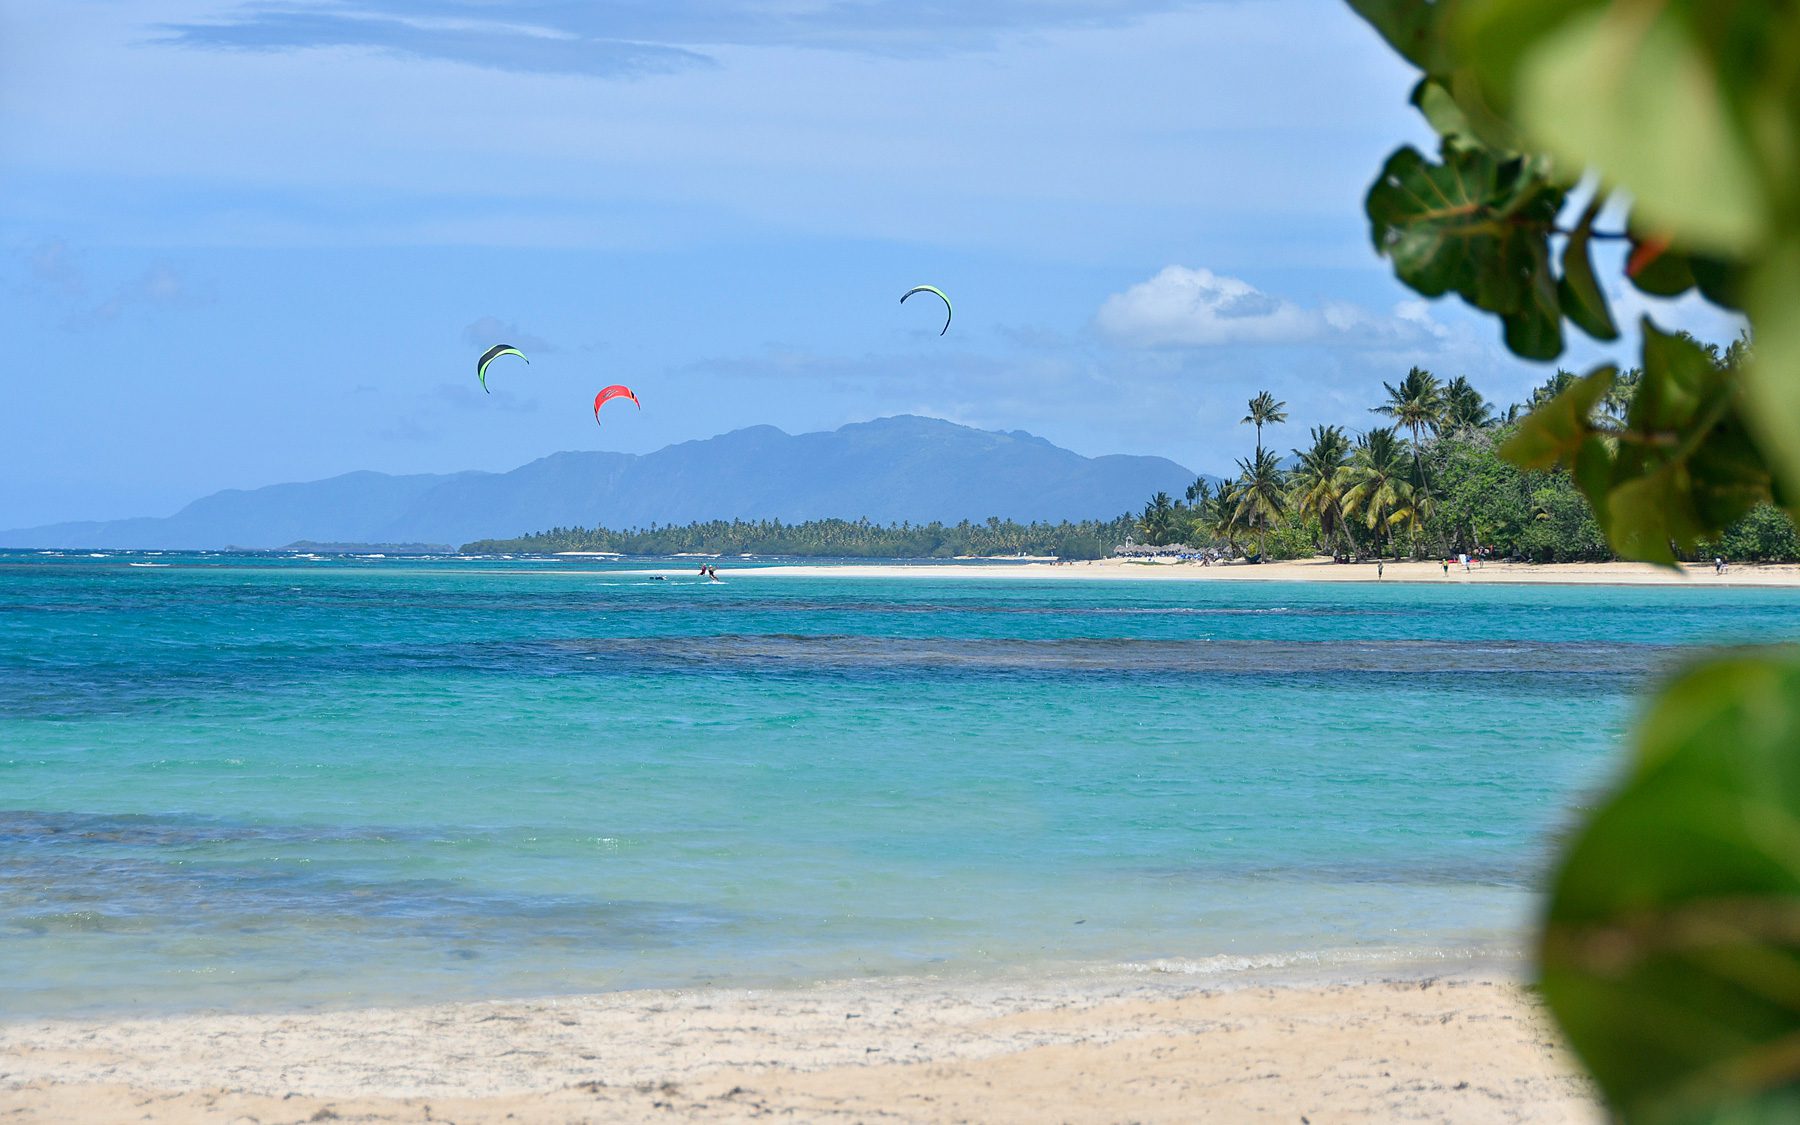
[
  {"left": 463, "top": 515, "right": 1140, "bottom": 560},
  {"left": 1348, "top": 0, "right": 1800, "bottom": 1118},
  {"left": 1132, "top": 347, "right": 1793, "bottom": 565}
]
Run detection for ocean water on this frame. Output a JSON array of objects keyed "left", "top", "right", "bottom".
[{"left": 4, "top": 551, "right": 1796, "bottom": 1017}]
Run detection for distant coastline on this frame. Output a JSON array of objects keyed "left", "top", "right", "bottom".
[{"left": 275, "top": 540, "right": 454, "bottom": 554}]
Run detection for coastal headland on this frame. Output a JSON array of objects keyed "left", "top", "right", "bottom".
[{"left": 1, "top": 969, "right": 1598, "bottom": 1123}]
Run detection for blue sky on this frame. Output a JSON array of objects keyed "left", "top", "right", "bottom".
[{"left": 1, "top": 0, "right": 1745, "bottom": 527}]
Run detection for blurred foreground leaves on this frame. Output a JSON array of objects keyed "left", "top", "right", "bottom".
[
  {"left": 1542, "top": 653, "right": 1800, "bottom": 1123},
  {"left": 1347, "top": 0, "right": 1800, "bottom": 1119}
]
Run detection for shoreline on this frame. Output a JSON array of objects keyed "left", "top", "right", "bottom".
[
  {"left": 723, "top": 556, "right": 1800, "bottom": 587},
  {"left": 0, "top": 959, "right": 1598, "bottom": 1122}
]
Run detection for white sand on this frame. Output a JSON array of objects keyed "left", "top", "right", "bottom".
[
  {"left": 728, "top": 556, "right": 1800, "bottom": 586},
  {"left": 0, "top": 968, "right": 1600, "bottom": 1123}
]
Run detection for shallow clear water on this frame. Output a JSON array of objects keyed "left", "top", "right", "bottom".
[{"left": 4, "top": 551, "right": 1795, "bottom": 1016}]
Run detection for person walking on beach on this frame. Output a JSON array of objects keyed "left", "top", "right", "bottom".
[{"left": 1376, "top": 560, "right": 1384, "bottom": 580}]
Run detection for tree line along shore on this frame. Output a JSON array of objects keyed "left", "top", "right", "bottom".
[
  {"left": 469, "top": 345, "right": 1797, "bottom": 565},
  {"left": 463, "top": 514, "right": 1141, "bottom": 560},
  {"left": 1138, "top": 350, "right": 1797, "bottom": 565}
]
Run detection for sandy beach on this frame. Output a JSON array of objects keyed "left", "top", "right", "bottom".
[
  {"left": 1, "top": 967, "right": 1598, "bottom": 1123},
  {"left": 733, "top": 556, "right": 1800, "bottom": 587}
]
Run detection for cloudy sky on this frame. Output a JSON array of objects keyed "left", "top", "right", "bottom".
[{"left": 1, "top": 0, "right": 1743, "bottom": 527}]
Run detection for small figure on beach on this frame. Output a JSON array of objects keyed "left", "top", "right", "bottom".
[{"left": 1376, "top": 561, "right": 1383, "bottom": 579}]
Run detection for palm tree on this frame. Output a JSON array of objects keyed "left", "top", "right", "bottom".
[
  {"left": 1209, "top": 478, "right": 1245, "bottom": 554},
  {"left": 1291, "top": 424, "right": 1352, "bottom": 556},
  {"left": 1521, "top": 369, "right": 1579, "bottom": 415},
  {"left": 1342, "top": 428, "right": 1413, "bottom": 558},
  {"left": 1237, "top": 392, "right": 1288, "bottom": 556},
  {"left": 1442, "top": 376, "right": 1495, "bottom": 432},
  {"left": 1373, "top": 367, "right": 1447, "bottom": 554},
  {"left": 1373, "top": 367, "right": 1445, "bottom": 469},
  {"left": 1600, "top": 367, "right": 1642, "bottom": 428},
  {"left": 1241, "top": 391, "right": 1289, "bottom": 458},
  {"left": 1140, "top": 491, "right": 1177, "bottom": 546},
  {"left": 1233, "top": 447, "right": 1287, "bottom": 559},
  {"left": 1185, "top": 477, "right": 1213, "bottom": 506}
]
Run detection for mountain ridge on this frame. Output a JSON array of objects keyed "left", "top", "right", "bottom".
[{"left": 0, "top": 415, "right": 1203, "bottom": 550}]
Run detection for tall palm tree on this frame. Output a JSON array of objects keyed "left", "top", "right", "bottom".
[
  {"left": 1234, "top": 447, "right": 1287, "bottom": 559},
  {"left": 1373, "top": 367, "right": 1446, "bottom": 554},
  {"left": 1442, "top": 376, "right": 1495, "bottom": 432},
  {"left": 1241, "top": 391, "right": 1289, "bottom": 459},
  {"left": 1238, "top": 392, "right": 1287, "bottom": 556},
  {"left": 1291, "top": 424, "right": 1352, "bottom": 556},
  {"left": 1185, "top": 477, "right": 1213, "bottom": 506},
  {"left": 1373, "top": 367, "right": 1445, "bottom": 469},
  {"left": 1341, "top": 428, "right": 1413, "bottom": 558}
]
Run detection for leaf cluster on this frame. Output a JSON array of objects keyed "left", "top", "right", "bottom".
[
  {"left": 1501, "top": 326, "right": 1776, "bottom": 563},
  {"left": 1346, "top": 2, "right": 1800, "bottom": 1118},
  {"left": 1350, "top": 0, "right": 1799, "bottom": 558}
]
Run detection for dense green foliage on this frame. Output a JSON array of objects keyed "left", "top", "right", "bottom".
[
  {"left": 1348, "top": 0, "right": 1800, "bottom": 1119},
  {"left": 1134, "top": 369, "right": 1798, "bottom": 563},
  {"left": 464, "top": 515, "right": 1139, "bottom": 560}
]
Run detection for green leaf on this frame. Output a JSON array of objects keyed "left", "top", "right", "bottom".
[
  {"left": 1410, "top": 78, "right": 1481, "bottom": 151},
  {"left": 1513, "top": 3, "right": 1766, "bottom": 255},
  {"left": 1604, "top": 461, "right": 1702, "bottom": 565},
  {"left": 1345, "top": 0, "right": 1443, "bottom": 70},
  {"left": 1558, "top": 202, "right": 1619, "bottom": 341},
  {"left": 1743, "top": 246, "right": 1800, "bottom": 504},
  {"left": 1625, "top": 229, "right": 1747, "bottom": 311},
  {"left": 1500, "top": 327, "right": 1773, "bottom": 565},
  {"left": 1628, "top": 234, "right": 1700, "bottom": 298},
  {"left": 1452, "top": 0, "right": 1600, "bottom": 120},
  {"left": 1366, "top": 144, "right": 1567, "bottom": 359},
  {"left": 1693, "top": 256, "right": 1748, "bottom": 313},
  {"left": 1540, "top": 650, "right": 1800, "bottom": 1123},
  {"left": 1410, "top": 74, "right": 1526, "bottom": 156},
  {"left": 1499, "top": 365, "right": 1614, "bottom": 468},
  {"left": 1604, "top": 323, "right": 1773, "bottom": 562}
]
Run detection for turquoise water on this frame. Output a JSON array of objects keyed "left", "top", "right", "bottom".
[{"left": 4, "top": 551, "right": 1796, "bottom": 1017}]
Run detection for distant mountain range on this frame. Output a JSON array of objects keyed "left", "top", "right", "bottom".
[{"left": 0, "top": 416, "right": 1203, "bottom": 550}]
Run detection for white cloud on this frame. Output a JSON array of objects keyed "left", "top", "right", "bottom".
[{"left": 1096, "top": 265, "right": 1453, "bottom": 349}]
